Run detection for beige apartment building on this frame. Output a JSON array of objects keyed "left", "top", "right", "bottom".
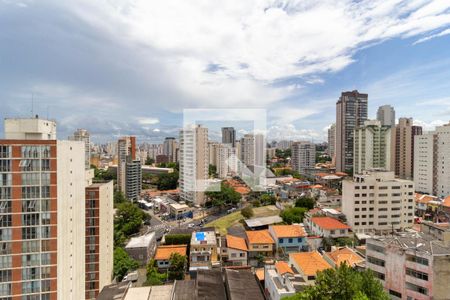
[
  {"left": 391, "top": 118, "right": 422, "bottom": 180},
  {"left": 342, "top": 170, "right": 415, "bottom": 234}
]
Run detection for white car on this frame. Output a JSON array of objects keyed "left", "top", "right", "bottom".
[{"left": 188, "top": 223, "right": 195, "bottom": 228}]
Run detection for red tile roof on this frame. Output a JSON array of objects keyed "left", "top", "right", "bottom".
[
  {"left": 311, "top": 217, "right": 350, "bottom": 230},
  {"left": 290, "top": 251, "right": 332, "bottom": 276},
  {"left": 246, "top": 230, "right": 275, "bottom": 244},
  {"left": 275, "top": 261, "right": 294, "bottom": 275},
  {"left": 270, "top": 225, "right": 306, "bottom": 238},
  {"left": 154, "top": 245, "right": 187, "bottom": 260},
  {"left": 226, "top": 235, "right": 248, "bottom": 251}
]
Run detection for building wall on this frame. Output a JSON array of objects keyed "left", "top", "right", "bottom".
[
  {"left": 291, "top": 142, "right": 315, "bottom": 175},
  {"left": 226, "top": 248, "right": 247, "bottom": 266},
  {"left": 392, "top": 118, "right": 422, "bottom": 180},
  {"left": 328, "top": 123, "right": 336, "bottom": 164},
  {"left": 56, "top": 141, "right": 86, "bottom": 300},
  {"left": 414, "top": 134, "right": 436, "bottom": 195},
  {"left": 376, "top": 105, "right": 395, "bottom": 128},
  {"left": 435, "top": 124, "right": 450, "bottom": 198},
  {"left": 342, "top": 171, "right": 414, "bottom": 233}
]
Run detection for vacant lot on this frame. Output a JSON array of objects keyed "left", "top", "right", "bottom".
[{"left": 205, "top": 205, "right": 280, "bottom": 235}]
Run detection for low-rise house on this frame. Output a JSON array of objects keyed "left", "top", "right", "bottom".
[
  {"left": 246, "top": 230, "right": 275, "bottom": 263},
  {"left": 225, "top": 269, "right": 265, "bottom": 300},
  {"left": 189, "top": 231, "right": 218, "bottom": 274},
  {"left": 222, "top": 235, "right": 248, "bottom": 266},
  {"left": 269, "top": 225, "right": 308, "bottom": 253},
  {"left": 309, "top": 217, "right": 351, "bottom": 238},
  {"left": 154, "top": 244, "right": 187, "bottom": 270},
  {"left": 289, "top": 251, "right": 332, "bottom": 284},
  {"left": 124, "top": 232, "right": 156, "bottom": 265},
  {"left": 323, "top": 246, "right": 364, "bottom": 268},
  {"left": 169, "top": 202, "right": 192, "bottom": 219},
  {"left": 264, "top": 261, "right": 308, "bottom": 300}
]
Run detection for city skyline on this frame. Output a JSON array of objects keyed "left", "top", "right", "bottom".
[{"left": 1, "top": 1, "right": 450, "bottom": 142}]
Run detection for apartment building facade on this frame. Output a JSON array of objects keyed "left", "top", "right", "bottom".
[
  {"left": 353, "top": 120, "right": 392, "bottom": 174},
  {"left": 342, "top": 170, "right": 415, "bottom": 234},
  {"left": 291, "top": 141, "right": 315, "bottom": 175}
]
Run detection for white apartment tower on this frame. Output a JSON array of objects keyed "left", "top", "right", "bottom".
[
  {"left": 353, "top": 120, "right": 392, "bottom": 174},
  {"left": 240, "top": 134, "right": 265, "bottom": 168},
  {"left": 1, "top": 117, "right": 86, "bottom": 299},
  {"left": 342, "top": 170, "right": 415, "bottom": 234},
  {"left": 117, "top": 136, "right": 141, "bottom": 200},
  {"left": 291, "top": 141, "right": 315, "bottom": 175},
  {"left": 376, "top": 105, "right": 396, "bottom": 127},
  {"left": 216, "top": 144, "right": 238, "bottom": 179},
  {"left": 414, "top": 122, "right": 450, "bottom": 197},
  {"left": 70, "top": 128, "right": 91, "bottom": 170},
  {"left": 163, "top": 137, "right": 177, "bottom": 163},
  {"left": 179, "top": 125, "right": 209, "bottom": 205}
]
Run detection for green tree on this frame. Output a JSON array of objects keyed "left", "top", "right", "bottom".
[
  {"left": 114, "top": 191, "right": 127, "bottom": 206},
  {"left": 115, "top": 201, "right": 145, "bottom": 236},
  {"left": 280, "top": 207, "right": 307, "bottom": 224},
  {"left": 157, "top": 172, "right": 179, "bottom": 190},
  {"left": 168, "top": 253, "right": 187, "bottom": 280},
  {"left": 241, "top": 206, "right": 254, "bottom": 219},
  {"left": 295, "top": 196, "right": 315, "bottom": 210},
  {"left": 113, "top": 247, "right": 139, "bottom": 281},
  {"left": 208, "top": 164, "right": 217, "bottom": 177},
  {"left": 284, "top": 264, "right": 389, "bottom": 300},
  {"left": 260, "top": 194, "right": 276, "bottom": 205},
  {"left": 164, "top": 234, "right": 191, "bottom": 245},
  {"left": 145, "top": 156, "right": 155, "bottom": 165},
  {"left": 205, "top": 181, "right": 241, "bottom": 207},
  {"left": 145, "top": 259, "right": 167, "bottom": 285}
]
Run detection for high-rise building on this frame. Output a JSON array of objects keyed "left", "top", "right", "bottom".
[
  {"left": 376, "top": 105, "right": 396, "bottom": 127},
  {"left": 327, "top": 123, "right": 336, "bottom": 163},
  {"left": 0, "top": 117, "right": 86, "bottom": 299},
  {"left": 117, "top": 136, "right": 141, "bottom": 200},
  {"left": 85, "top": 181, "right": 114, "bottom": 300},
  {"left": 216, "top": 144, "right": 237, "bottom": 179},
  {"left": 342, "top": 170, "right": 415, "bottom": 234},
  {"left": 70, "top": 129, "right": 91, "bottom": 170},
  {"left": 336, "top": 90, "right": 368, "bottom": 172},
  {"left": 221, "top": 127, "right": 236, "bottom": 147},
  {"left": 291, "top": 141, "right": 315, "bottom": 175},
  {"left": 414, "top": 122, "right": 450, "bottom": 197},
  {"left": 240, "top": 134, "right": 265, "bottom": 168},
  {"left": 208, "top": 142, "right": 220, "bottom": 167},
  {"left": 391, "top": 118, "right": 422, "bottom": 180},
  {"left": 163, "top": 137, "right": 177, "bottom": 163},
  {"left": 179, "top": 125, "right": 208, "bottom": 205},
  {"left": 354, "top": 120, "right": 392, "bottom": 174}
]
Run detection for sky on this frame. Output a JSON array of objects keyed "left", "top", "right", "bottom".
[{"left": 0, "top": 0, "right": 450, "bottom": 143}]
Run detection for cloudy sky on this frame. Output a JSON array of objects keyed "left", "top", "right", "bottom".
[{"left": 1, "top": 0, "right": 450, "bottom": 143}]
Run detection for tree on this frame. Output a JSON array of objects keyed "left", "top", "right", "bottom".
[
  {"left": 280, "top": 207, "right": 307, "bottom": 224},
  {"left": 260, "top": 194, "right": 276, "bottom": 205},
  {"left": 283, "top": 264, "right": 389, "bottom": 300},
  {"left": 209, "top": 164, "right": 217, "bottom": 177},
  {"left": 164, "top": 234, "right": 191, "bottom": 245},
  {"left": 114, "top": 191, "right": 127, "bottom": 206},
  {"left": 115, "top": 201, "right": 145, "bottom": 236},
  {"left": 113, "top": 247, "right": 139, "bottom": 281},
  {"left": 145, "top": 156, "right": 155, "bottom": 165},
  {"left": 146, "top": 259, "right": 167, "bottom": 285},
  {"left": 295, "top": 196, "right": 315, "bottom": 210},
  {"left": 168, "top": 253, "right": 187, "bottom": 280},
  {"left": 241, "top": 206, "right": 254, "bottom": 219},
  {"left": 205, "top": 182, "right": 241, "bottom": 207},
  {"left": 157, "top": 172, "right": 179, "bottom": 190}
]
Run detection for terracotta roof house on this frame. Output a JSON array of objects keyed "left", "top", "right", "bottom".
[{"left": 269, "top": 225, "right": 308, "bottom": 253}]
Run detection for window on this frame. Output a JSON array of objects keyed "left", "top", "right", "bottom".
[
  {"left": 0, "top": 146, "right": 11, "bottom": 158},
  {"left": 0, "top": 174, "right": 11, "bottom": 187},
  {"left": 0, "top": 256, "right": 12, "bottom": 269},
  {"left": 372, "top": 271, "right": 385, "bottom": 280},
  {"left": 406, "top": 255, "right": 428, "bottom": 266},
  {"left": 389, "top": 290, "right": 402, "bottom": 298},
  {"left": 367, "top": 243, "right": 385, "bottom": 254},
  {"left": 288, "top": 238, "right": 293, "bottom": 243},
  {"left": 0, "top": 160, "right": 10, "bottom": 172},
  {"left": 0, "top": 270, "right": 11, "bottom": 283},
  {"left": 406, "top": 268, "right": 428, "bottom": 281},
  {"left": 22, "top": 268, "right": 40, "bottom": 280},
  {"left": 405, "top": 282, "right": 428, "bottom": 295},
  {"left": 367, "top": 256, "right": 385, "bottom": 267}
]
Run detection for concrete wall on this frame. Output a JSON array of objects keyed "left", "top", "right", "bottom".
[
  {"left": 57, "top": 140, "right": 86, "bottom": 300},
  {"left": 98, "top": 181, "right": 114, "bottom": 292}
]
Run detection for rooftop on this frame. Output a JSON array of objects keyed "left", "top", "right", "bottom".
[
  {"left": 290, "top": 251, "right": 332, "bottom": 277},
  {"left": 225, "top": 269, "right": 265, "bottom": 300},
  {"left": 325, "top": 247, "right": 365, "bottom": 267},
  {"left": 124, "top": 287, "right": 151, "bottom": 300},
  {"left": 173, "top": 280, "right": 196, "bottom": 300},
  {"left": 125, "top": 232, "right": 155, "bottom": 249},
  {"left": 148, "top": 285, "right": 174, "bottom": 300},
  {"left": 245, "top": 215, "right": 283, "bottom": 228},
  {"left": 97, "top": 282, "right": 131, "bottom": 300},
  {"left": 311, "top": 217, "right": 350, "bottom": 230},
  {"left": 226, "top": 235, "right": 248, "bottom": 251},
  {"left": 255, "top": 268, "right": 265, "bottom": 281},
  {"left": 246, "top": 230, "right": 275, "bottom": 244},
  {"left": 197, "top": 270, "right": 227, "bottom": 300},
  {"left": 191, "top": 230, "right": 217, "bottom": 246},
  {"left": 270, "top": 224, "right": 306, "bottom": 238},
  {"left": 275, "top": 261, "right": 294, "bottom": 275},
  {"left": 154, "top": 245, "right": 187, "bottom": 260}
]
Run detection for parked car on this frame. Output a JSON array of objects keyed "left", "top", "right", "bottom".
[{"left": 123, "top": 271, "right": 138, "bottom": 282}]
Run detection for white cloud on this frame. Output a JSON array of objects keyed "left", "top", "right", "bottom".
[
  {"left": 138, "top": 117, "right": 160, "bottom": 125},
  {"left": 414, "top": 119, "right": 447, "bottom": 131},
  {"left": 67, "top": 0, "right": 450, "bottom": 109},
  {"left": 414, "top": 28, "right": 450, "bottom": 44},
  {"left": 268, "top": 123, "right": 324, "bottom": 141},
  {"left": 152, "top": 128, "right": 161, "bottom": 132}
]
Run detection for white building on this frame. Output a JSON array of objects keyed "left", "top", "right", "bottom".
[
  {"left": 327, "top": 123, "right": 335, "bottom": 163},
  {"left": 179, "top": 125, "right": 209, "bottom": 205},
  {"left": 353, "top": 120, "right": 392, "bottom": 174},
  {"left": 414, "top": 122, "right": 450, "bottom": 197},
  {"left": 342, "top": 170, "right": 415, "bottom": 234},
  {"left": 240, "top": 133, "right": 265, "bottom": 168},
  {"left": 291, "top": 141, "right": 315, "bottom": 175},
  {"left": 216, "top": 144, "right": 237, "bottom": 179},
  {"left": 70, "top": 128, "right": 91, "bottom": 170}
]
